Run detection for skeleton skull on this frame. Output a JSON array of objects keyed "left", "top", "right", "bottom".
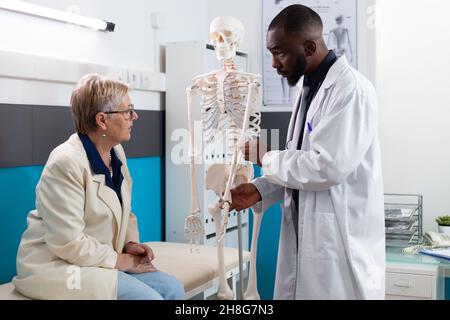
[{"left": 210, "top": 16, "right": 245, "bottom": 61}]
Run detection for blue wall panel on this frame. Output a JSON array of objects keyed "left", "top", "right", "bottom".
[
  {"left": 0, "top": 157, "right": 162, "bottom": 285},
  {"left": 249, "top": 166, "right": 281, "bottom": 300},
  {"left": 127, "top": 157, "right": 163, "bottom": 242},
  {"left": 0, "top": 165, "right": 43, "bottom": 284}
]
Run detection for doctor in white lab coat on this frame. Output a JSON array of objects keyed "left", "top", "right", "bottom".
[{"left": 231, "top": 4, "right": 385, "bottom": 299}]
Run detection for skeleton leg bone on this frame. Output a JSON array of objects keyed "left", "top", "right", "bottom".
[{"left": 208, "top": 201, "right": 234, "bottom": 300}]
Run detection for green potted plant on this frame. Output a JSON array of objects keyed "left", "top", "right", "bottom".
[{"left": 436, "top": 215, "right": 450, "bottom": 234}]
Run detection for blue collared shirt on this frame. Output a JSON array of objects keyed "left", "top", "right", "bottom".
[
  {"left": 297, "top": 50, "right": 338, "bottom": 150},
  {"left": 78, "top": 133, "right": 124, "bottom": 204},
  {"left": 292, "top": 50, "right": 338, "bottom": 240},
  {"left": 303, "top": 50, "right": 338, "bottom": 108}
]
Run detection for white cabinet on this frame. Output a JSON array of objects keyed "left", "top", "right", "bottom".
[{"left": 385, "top": 263, "right": 438, "bottom": 300}]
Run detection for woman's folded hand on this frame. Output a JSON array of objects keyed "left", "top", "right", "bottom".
[
  {"left": 123, "top": 242, "right": 155, "bottom": 262},
  {"left": 115, "top": 253, "right": 157, "bottom": 273}
]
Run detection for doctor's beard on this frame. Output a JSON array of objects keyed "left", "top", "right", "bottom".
[{"left": 287, "top": 53, "right": 307, "bottom": 86}]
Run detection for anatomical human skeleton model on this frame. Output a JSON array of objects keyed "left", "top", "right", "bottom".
[{"left": 184, "top": 16, "right": 263, "bottom": 300}]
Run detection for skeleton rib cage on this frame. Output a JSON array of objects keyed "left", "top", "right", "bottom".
[{"left": 194, "top": 72, "right": 261, "bottom": 151}]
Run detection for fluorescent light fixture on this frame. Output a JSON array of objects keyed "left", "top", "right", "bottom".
[{"left": 0, "top": 0, "right": 115, "bottom": 32}]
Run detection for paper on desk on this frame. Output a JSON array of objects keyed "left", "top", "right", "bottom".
[{"left": 420, "top": 247, "right": 450, "bottom": 261}]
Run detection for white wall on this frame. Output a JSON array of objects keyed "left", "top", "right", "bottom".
[
  {"left": 208, "top": 0, "right": 376, "bottom": 111},
  {"left": 376, "top": 0, "right": 450, "bottom": 232},
  {"left": 0, "top": 0, "right": 209, "bottom": 70},
  {"left": 0, "top": 0, "right": 209, "bottom": 109}
]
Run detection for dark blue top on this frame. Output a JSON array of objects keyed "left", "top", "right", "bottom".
[
  {"left": 297, "top": 50, "right": 337, "bottom": 150},
  {"left": 78, "top": 133, "right": 124, "bottom": 204},
  {"left": 292, "top": 50, "right": 338, "bottom": 241}
]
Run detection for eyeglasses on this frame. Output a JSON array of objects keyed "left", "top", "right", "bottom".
[{"left": 105, "top": 104, "right": 136, "bottom": 119}]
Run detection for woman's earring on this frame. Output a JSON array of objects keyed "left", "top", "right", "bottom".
[{"left": 102, "top": 133, "right": 106, "bottom": 138}]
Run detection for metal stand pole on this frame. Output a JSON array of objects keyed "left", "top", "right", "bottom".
[{"left": 237, "top": 210, "right": 244, "bottom": 300}]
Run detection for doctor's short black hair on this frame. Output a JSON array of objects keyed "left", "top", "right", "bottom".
[{"left": 269, "top": 4, "right": 323, "bottom": 36}]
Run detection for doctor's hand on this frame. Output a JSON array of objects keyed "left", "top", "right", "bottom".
[
  {"left": 239, "top": 138, "right": 269, "bottom": 167},
  {"left": 229, "top": 183, "right": 262, "bottom": 212},
  {"left": 115, "top": 253, "right": 157, "bottom": 274}
]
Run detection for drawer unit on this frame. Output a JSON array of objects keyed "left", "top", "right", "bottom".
[
  {"left": 385, "top": 263, "right": 438, "bottom": 300},
  {"left": 386, "top": 272, "right": 433, "bottom": 299}
]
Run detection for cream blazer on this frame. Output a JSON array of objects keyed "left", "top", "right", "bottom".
[{"left": 13, "top": 133, "right": 139, "bottom": 300}]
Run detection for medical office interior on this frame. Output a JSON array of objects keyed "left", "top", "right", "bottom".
[{"left": 0, "top": 0, "right": 449, "bottom": 300}]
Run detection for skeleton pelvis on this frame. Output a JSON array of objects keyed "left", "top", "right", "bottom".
[{"left": 205, "top": 163, "right": 254, "bottom": 197}]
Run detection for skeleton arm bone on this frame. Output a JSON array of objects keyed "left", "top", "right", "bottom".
[
  {"left": 224, "top": 82, "right": 257, "bottom": 201},
  {"left": 217, "top": 81, "right": 258, "bottom": 242},
  {"left": 186, "top": 85, "right": 200, "bottom": 214},
  {"left": 185, "top": 84, "right": 204, "bottom": 247}
]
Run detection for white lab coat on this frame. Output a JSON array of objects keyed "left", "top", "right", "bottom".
[{"left": 253, "top": 56, "right": 385, "bottom": 300}]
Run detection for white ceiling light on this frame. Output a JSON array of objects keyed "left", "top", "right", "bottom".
[{"left": 0, "top": 0, "right": 115, "bottom": 32}]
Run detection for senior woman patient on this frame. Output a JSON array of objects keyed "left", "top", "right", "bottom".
[{"left": 13, "top": 74, "right": 184, "bottom": 300}]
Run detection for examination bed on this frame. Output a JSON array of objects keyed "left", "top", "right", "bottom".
[{"left": 0, "top": 241, "right": 250, "bottom": 300}]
